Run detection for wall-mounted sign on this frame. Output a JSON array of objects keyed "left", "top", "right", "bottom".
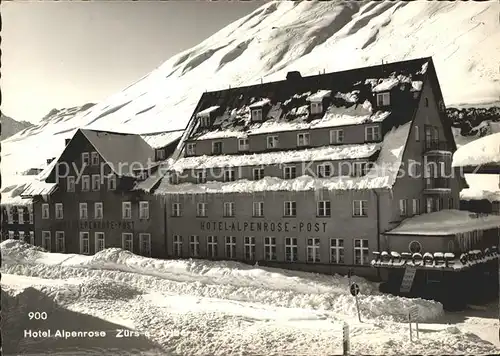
[
  {"left": 200, "top": 221, "right": 328, "bottom": 233},
  {"left": 79, "top": 220, "right": 134, "bottom": 230}
]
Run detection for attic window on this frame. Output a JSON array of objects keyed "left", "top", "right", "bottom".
[
  {"left": 199, "top": 115, "right": 210, "bottom": 127},
  {"left": 186, "top": 143, "right": 196, "bottom": 156},
  {"left": 310, "top": 102, "right": 323, "bottom": 114},
  {"left": 156, "top": 149, "right": 166, "bottom": 161},
  {"left": 376, "top": 92, "right": 390, "bottom": 106},
  {"left": 251, "top": 109, "right": 263, "bottom": 122},
  {"left": 212, "top": 141, "right": 223, "bottom": 155}
]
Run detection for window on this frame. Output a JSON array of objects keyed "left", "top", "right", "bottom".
[
  {"left": 67, "top": 176, "right": 76, "bottom": 192},
  {"left": 238, "top": 138, "right": 249, "bottom": 151},
  {"left": 197, "top": 202, "right": 207, "bottom": 217},
  {"left": 107, "top": 175, "right": 116, "bottom": 190},
  {"left": 414, "top": 126, "right": 420, "bottom": 142},
  {"left": 156, "top": 149, "right": 166, "bottom": 161},
  {"left": 200, "top": 115, "right": 210, "bottom": 127},
  {"left": 353, "top": 162, "right": 366, "bottom": 177},
  {"left": 264, "top": 237, "right": 277, "bottom": 261},
  {"left": 285, "top": 237, "right": 298, "bottom": 262},
  {"left": 122, "top": 202, "right": 132, "bottom": 219},
  {"left": 122, "top": 233, "right": 133, "bottom": 252},
  {"left": 172, "top": 203, "right": 182, "bottom": 217},
  {"left": 19, "top": 231, "right": 25, "bottom": 242},
  {"left": 330, "top": 129, "right": 344, "bottom": 144},
  {"left": 55, "top": 231, "right": 65, "bottom": 253},
  {"left": 223, "top": 202, "right": 235, "bottom": 217},
  {"left": 448, "top": 197, "right": 454, "bottom": 209},
  {"left": 267, "top": 135, "right": 279, "bottom": 149},
  {"left": 376, "top": 92, "right": 390, "bottom": 106},
  {"left": 307, "top": 238, "right": 321, "bottom": 263},
  {"left": 196, "top": 170, "right": 207, "bottom": 184},
  {"left": 253, "top": 168, "right": 264, "bottom": 180},
  {"left": 8, "top": 231, "right": 14, "bottom": 239},
  {"left": 212, "top": 141, "right": 223, "bottom": 155},
  {"left": 169, "top": 172, "right": 179, "bottom": 185},
  {"left": 409, "top": 240, "right": 422, "bottom": 254},
  {"left": 317, "top": 163, "right": 332, "bottom": 178},
  {"left": 424, "top": 97, "right": 429, "bottom": 107},
  {"left": 186, "top": 143, "right": 196, "bottom": 156},
  {"left": 139, "top": 233, "right": 151, "bottom": 257},
  {"left": 94, "top": 202, "right": 103, "bottom": 219},
  {"left": 252, "top": 202, "right": 264, "bottom": 217},
  {"left": 283, "top": 166, "right": 297, "bottom": 179},
  {"left": 79, "top": 203, "right": 88, "bottom": 219},
  {"left": 353, "top": 200, "right": 368, "bottom": 217},
  {"left": 42, "top": 204, "right": 50, "bottom": 219},
  {"left": 82, "top": 152, "right": 90, "bottom": 166},
  {"left": 139, "top": 201, "right": 149, "bottom": 219},
  {"left": 244, "top": 236, "right": 256, "bottom": 260},
  {"left": 223, "top": 168, "right": 236, "bottom": 182},
  {"left": 173, "top": 235, "right": 182, "bottom": 257},
  {"left": 42, "top": 231, "right": 51, "bottom": 251},
  {"left": 310, "top": 102, "right": 323, "bottom": 114},
  {"left": 225, "top": 236, "right": 236, "bottom": 259},
  {"left": 94, "top": 232, "right": 105, "bottom": 253},
  {"left": 426, "top": 197, "right": 433, "bottom": 213},
  {"left": 91, "top": 151, "right": 99, "bottom": 165},
  {"left": 297, "top": 133, "right": 310, "bottom": 147},
  {"left": 412, "top": 199, "right": 420, "bottom": 215},
  {"left": 29, "top": 231, "right": 34, "bottom": 245},
  {"left": 492, "top": 201, "right": 500, "bottom": 215},
  {"left": 317, "top": 201, "right": 331, "bottom": 217},
  {"left": 91, "top": 175, "right": 101, "bottom": 191},
  {"left": 55, "top": 203, "right": 64, "bottom": 219},
  {"left": 81, "top": 175, "right": 90, "bottom": 191},
  {"left": 284, "top": 201, "right": 297, "bottom": 217},
  {"left": 251, "top": 109, "right": 263, "bottom": 122},
  {"left": 28, "top": 206, "right": 33, "bottom": 224},
  {"left": 399, "top": 199, "right": 408, "bottom": 217},
  {"left": 365, "top": 126, "right": 380, "bottom": 141},
  {"left": 80, "top": 232, "right": 90, "bottom": 254},
  {"left": 7, "top": 208, "right": 13, "bottom": 224},
  {"left": 354, "top": 239, "right": 369, "bottom": 265},
  {"left": 18, "top": 207, "right": 24, "bottom": 224},
  {"left": 190, "top": 235, "right": 200, "bottom": 257},
  {"left": 207, "top": 236, "right": 218, "bottom": 257}
]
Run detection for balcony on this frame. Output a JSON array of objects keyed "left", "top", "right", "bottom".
[
  {"left": 424, "top": 177, "right": 451, "bottom": 193},
  {"left": 424, "top": 140, "right": 452, "bottom": 155}
]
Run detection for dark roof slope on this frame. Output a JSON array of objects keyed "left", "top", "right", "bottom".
[{"left": 188, "top": 57, "right": 432, "bottom": 140}]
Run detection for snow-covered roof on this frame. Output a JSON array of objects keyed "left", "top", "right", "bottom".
[
  {"left": 0, "top": 176, "right": 35, "bottom": 206},
  {"left": 452, "top": 132, "right": 500, "bottom": 167},
  {"left": 20, "top": 180, "right": 58, "bottom": 197},
  {"left": 460, "top": 188, "right": 500, "bottom": 202},
  {"left": 169, "top": 143, "right": 380, "bottom": 172},
  {"left": 141, "top": 129, "right": 184, "bottom": 149},
  {"left": 248, "top": 99, "right": 271, "bottom": 108},
  {"left": 385, "top": 210, "right": 500, "bottom": 236},
  {"left": 307, "top": 90, "right": 331, "bottom": 102},
  {"left": 196, "top": 106, "right": 220, "bottom": 117},
  {"left": 154, "top": 122, "right": 410, "bottom": 194}
]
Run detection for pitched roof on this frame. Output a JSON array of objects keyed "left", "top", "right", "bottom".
[
  {"left": 140, "top": 129, "right": 184, "bottom": 149},
  {"left": 187, "top": 57, "right": 431, "bottom": 141},
  {"left": 80, "top": 129, "right": 155, "bottom": 176}
]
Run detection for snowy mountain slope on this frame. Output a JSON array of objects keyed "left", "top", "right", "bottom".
[
  {"left": 2, "top": 240, "right": 499, "bottom": 355},
  {"left": 0, "top": 113, "right": 33, "bottom": 140},
  {"left": 2, "top": 0, "right": 499, "bottom": 179}
]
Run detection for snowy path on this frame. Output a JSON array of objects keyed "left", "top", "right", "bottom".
[{"left": 1, "top": 241, "right": 499, "bottom": 355}]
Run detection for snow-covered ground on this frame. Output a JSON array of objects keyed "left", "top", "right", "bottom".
[{"left": 1, "top": 240, "right": 498, "bottom": 355}]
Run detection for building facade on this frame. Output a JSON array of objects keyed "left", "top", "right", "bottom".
[
  {"left": 0, "top": 203, "right": 34, "bottom": 243},
  {"left": 22, "top": 128, "right": 181, "bottom": 257}
]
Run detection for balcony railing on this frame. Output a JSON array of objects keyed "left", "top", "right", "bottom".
[
  {"left": 425, "top": 177, "right": 450, "bottom": 190},
  {"left": 424, "top": 140, "right": 451, "bottom": 153}
]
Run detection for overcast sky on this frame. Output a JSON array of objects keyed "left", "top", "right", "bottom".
[{"left": 2, "top": 1, "right": 267, "bottom": 123}]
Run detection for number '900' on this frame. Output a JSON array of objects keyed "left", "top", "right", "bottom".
[{"left": 28, "top": 312, "right": 48, "bottom": 320}]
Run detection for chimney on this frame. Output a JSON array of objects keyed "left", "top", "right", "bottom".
[
  {"left": 286, "top": 71, "right": 302, "bottom": 81},
  {"left": 65, "top": 138, "right": 71, "bottom": 146}
]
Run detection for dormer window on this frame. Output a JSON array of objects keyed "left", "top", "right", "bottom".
[
  {"left": 156, "top": 149, "right": 166, "bottom": 161},
  {"left": 238, "top": 138, "right": 249, "bottom": 151},
  {"left": 200, "top": 115, "right": 210, "bottom": 127},
  {"left": 297, "top": 133, "right": 310, "bottom": 147},
  {"left": 186, "top": 143, "right": 196, "bottom": 156},
  {"left": 376, "top": 92, "right": 390, "bottom": 106},
  {"left": 212, "top": 141, "right": 223, "bottom": 155},
  {"left": 251, "top": 109, "right": 263, "bottom": 122},
  {"left": 169, "top": 172, "right": 179, "bottom": 185},
  {"left": 266, "top": 135, "right": 279, "bottom": 149},
  {"left": 365, "top": 126, "right": 381, "bottom": 142},
  {"left": 310, "top": 102, "right": 323, "bottom": 114}
]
